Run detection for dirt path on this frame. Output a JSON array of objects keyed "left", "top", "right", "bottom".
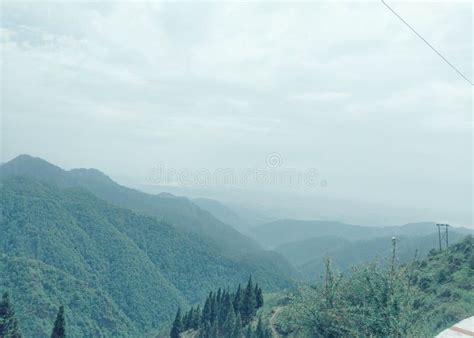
[{"left": 269, "top": 306, "right": 284, "bottom": 338}]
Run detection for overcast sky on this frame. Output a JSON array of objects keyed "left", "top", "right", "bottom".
[{"left": 1, "top": 1, "right": 472, "bottom": 226}]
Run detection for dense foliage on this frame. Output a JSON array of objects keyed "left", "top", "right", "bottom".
[
  {"left": 0, "top": 176, "right": 293, "bottom": 336},
  {"left": 170, "top": 277, "right": 271, "bottom": 338},
  {"left": 0, "top": 292, "right": 22, "bottom": 338},
  {"left": 275, "top": 236, "right": 473, "bottom": 337},
  {"left": 0, "top": 292, "right": 66, "bottom": 338},
  {"left": 412, "top": 236, "right": 473, "bottom": 334}
]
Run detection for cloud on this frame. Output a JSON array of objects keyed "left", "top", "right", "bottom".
[{"left": 1, "top": 1, "right": 472, "bottom": 224}]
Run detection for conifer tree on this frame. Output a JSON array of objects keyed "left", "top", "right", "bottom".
[
  {"left": 192, "top": 305, "right": 201, "bottom": 329},
  {"left": 233, "top": 285, "right": 242, "bottom": 315},
  {"left": 219, "top": 292, "right": 232, "bottom": 331},
  {"left": 233, "top": 312, "right": 243, "bottom": 338},
  {"left": 199, "top": 320, "right": 211, "bottom": 338},
  {"left": 202, "top": 297, "right": 211, "bottom": 325},
  {"left": 255, "top": 284, "right": 264, "bottom": 309},
  {"left": 222, "top": 304, "right": 236, "bottom": 335},
  {"left": 216, "top": 288, "right": 222, "bottom": 305},
  {"left": 51, "top": 306, "right": 65, "bottom": 338},
  {"left": 0, "top": 292, "right": 22, "bottom": 338},
  {"left": 210, "top": 293, "right": 217, "bottom": 325},
  {"left": 241, "top": 276, "right": 257, "bottom": 325},
  {"left": 209, "top": 320, "right": 218, "bottom": 338},
  {"left": 170, "top": 308, "right": 183, "bottom": 338}
]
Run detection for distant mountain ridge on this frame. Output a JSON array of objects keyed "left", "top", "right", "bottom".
[
  {"left": 250, "top": 218, "right": 471, "bottom": 248},
  {"left": 193, "top": 197, "right": 246, "bottom": 231}
]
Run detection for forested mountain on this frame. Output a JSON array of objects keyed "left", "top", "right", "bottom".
[
  {"left": 0, "top": 176, "right": 295, "bottom": 336},
  {"left": 1, "top": 155, "right": 259, "bottom": 256},
  {"left": 251, "top": 218, "right": 469, "bottom": 248}
]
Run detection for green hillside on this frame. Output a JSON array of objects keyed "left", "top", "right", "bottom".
[
  {"left": 412, "top": 236, "right": 473, "bottom": 334},
  {"left": 1, "top": 154, "right": 260, "bottom": 256},
  {"left": 0, "top": 176, "right": 295, "bottom": 336},
  {"left": 0, "top": 255, "right": 137, "bottom": 336},
  {"left": 267, "top": 236, "right": 473, "bottom": 337}
]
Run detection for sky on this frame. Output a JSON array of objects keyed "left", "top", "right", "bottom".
[{"left": 1, "top": 1, "right": 472, "bottom": 227}]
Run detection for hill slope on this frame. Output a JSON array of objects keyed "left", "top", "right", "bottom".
[
  {"left": 1, "top": 154, "right": 259, "bottom": 256},
  {"left": 0, "top": 176, "right": 295, "bottom": 336},
  {"left": 267, "top": 236, "right": 473, "bottom": 337},
  {"left": 413, "top": 236, "right": 473, "bottom": 334}
]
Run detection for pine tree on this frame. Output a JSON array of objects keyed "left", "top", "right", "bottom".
[
  {"left": 241, "top": 276, "right": 257, "bottom": 325},
  {"left": 202, "top": 296, "right": 211, "bottom": 325},
  {"left": 255, "top": 284, "right": 264, "bottom": 309},
  {"left": 184, "top": 309, "right": 193, "bottom": 331},
  {"left": 233, "top": 312, "right": 243, "bottom": 338},
  {"left": 209, "top": 320, "right": 218, "bottom": 338},
  {"left": 192, "top": 305, "right": 201, "bottom": 329},
  {"left": 210, "top": 293, "right": 217, "bottom": 325},
  {"left": 50, "top": 305, "right": 65, "bottom": 338},
  {"left": 0, "top": 292, "right": 22, "bottom": 338},
  {"left": 198, "top": 320, "right": 211, "bottom": 338},
  {"left": 170, "top": 308, "right": 183, "bottom": 338},
  {"left": 216, "top": 288, "right": 222, "bottom": 305},
  {"left": 222, "top": 304, "right": 236, "bottom": 336},
  {"left": 233, "top": 285, "right": 242, "bottom": 315}
]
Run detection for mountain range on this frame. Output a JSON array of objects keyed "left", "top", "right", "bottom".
[{"left": 0, "top": 155, "right": 297, "bottom": 336}]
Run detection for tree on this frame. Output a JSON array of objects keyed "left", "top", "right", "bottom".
[
  {"left": 210, "top": 293, "right": 217, "bottom": 325},
  {"left": 241, "top": 276, "right": 257, "bottom": 325},
  {"left": 192, "top": 305, "right": 201, "bottom": 329},
  {"left": 198, "top": 320, "right": 211, "bottom": 338},
  {"left": 222, "top": 305, "right": 237, "bottom": 336},
  {"left": 209, "top": 320, "right": 218, "bottom": 338},
  {"left": 232, "top": 313, "right": 243, "bottom": 338},
  {"left": 170, "top": 308, "right": 183, "bottom": 338},
  {"left": 202, "top": 296, "right": 211, "bottom": 325},
  {"left": 51, "top": 306, "right": 65, "bottom": 338},
  {"left": 255, "top": 284, "right": 264, "bottom": 309},
  {"left": 0, "top": 292, "right": 22, "bottom": 338},
  {"left": 233, "top": 285, "right": 242, "bottom": 315}
]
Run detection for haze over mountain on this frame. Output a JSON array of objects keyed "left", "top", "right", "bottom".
[{"left": 250, "top": 219, "right": 471, "bottom": 249}]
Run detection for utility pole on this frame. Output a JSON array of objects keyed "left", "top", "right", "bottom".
[
  {"left": 436, "top": 223, "right": 449, "bottom": 251},
  {"left": 391, "top": 236, "right": 397, "bottom": 272}
]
